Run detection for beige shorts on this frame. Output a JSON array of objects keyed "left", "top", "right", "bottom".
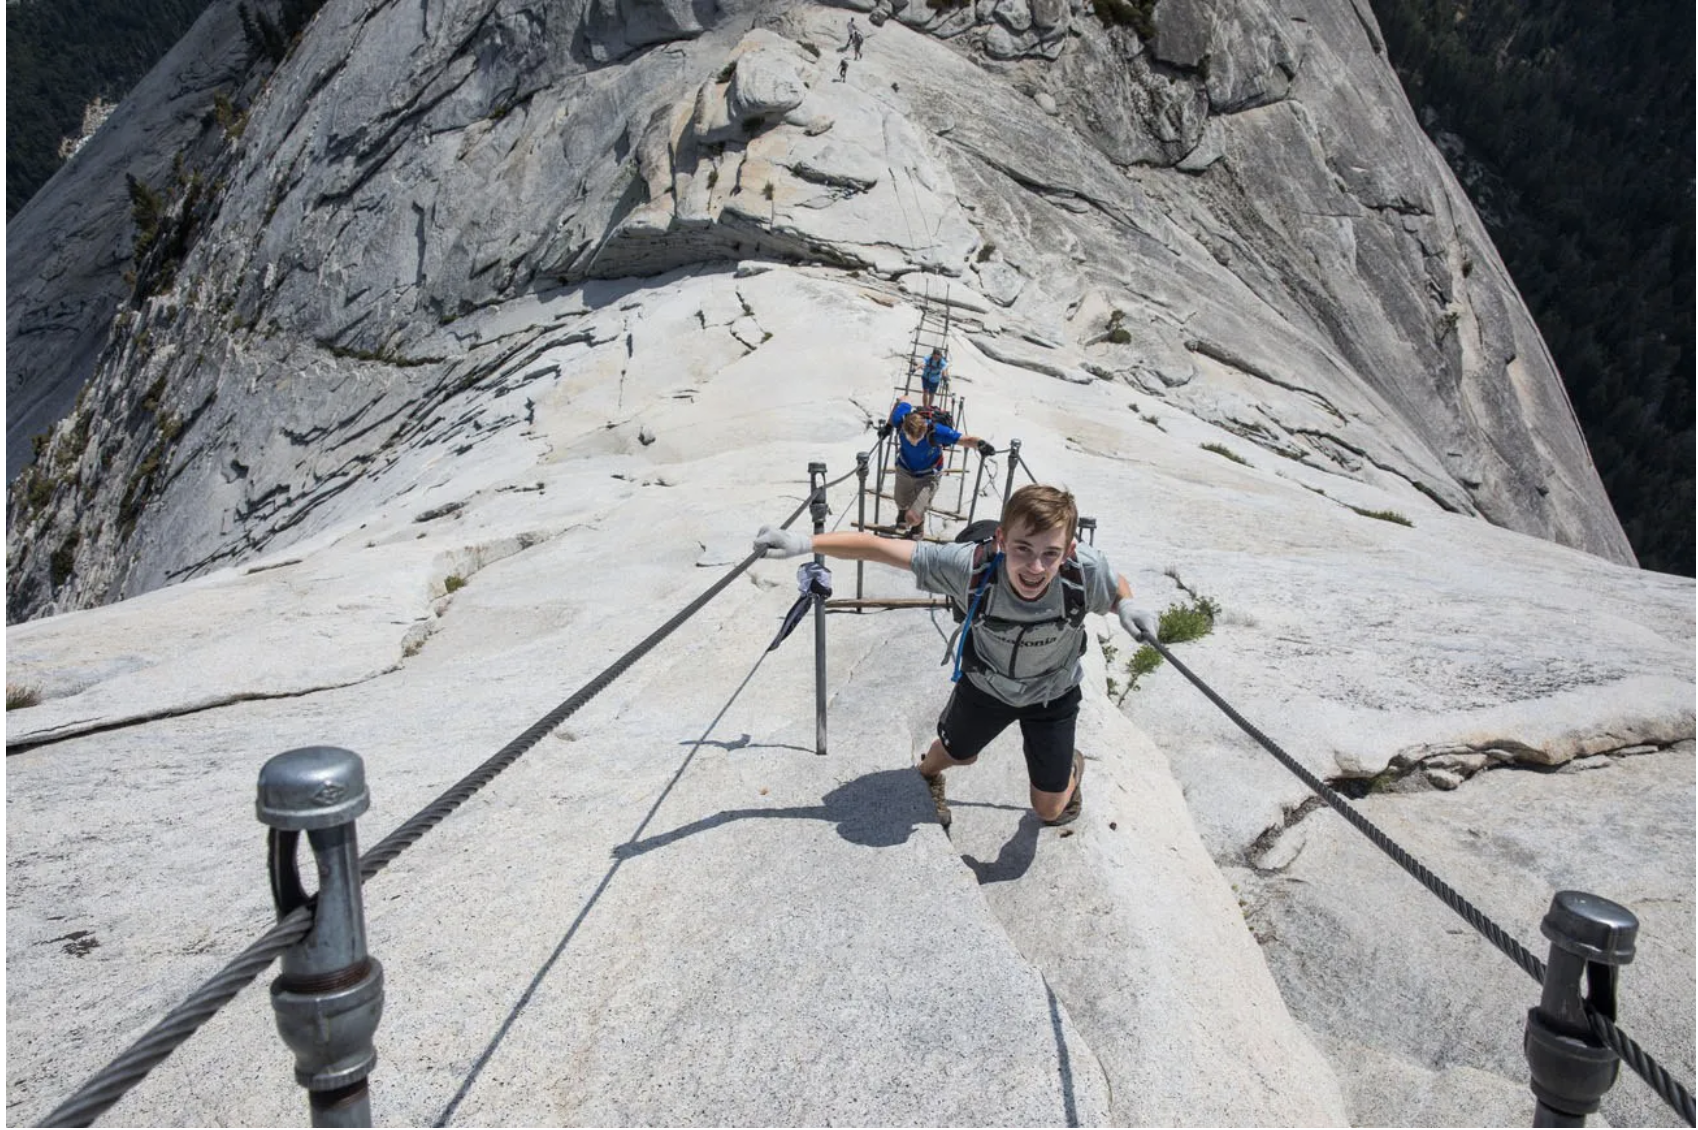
[{"left": 894, "top": 467, "right": 940, "bottom": 519}]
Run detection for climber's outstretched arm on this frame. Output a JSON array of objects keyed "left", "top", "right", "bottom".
[{"left": 752, "top": 528, "right": 916, "bottom": 569}]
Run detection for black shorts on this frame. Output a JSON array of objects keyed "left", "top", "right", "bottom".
[{"left": 936, "top": 678, "right": 1081, "bottom": 794}]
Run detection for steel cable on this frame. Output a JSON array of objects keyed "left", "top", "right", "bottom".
[
  {"left": 41, "top": 483, "right": 830, "bottom": 1127},
  {"left": 1146, "top": 637, "right": 1695, "bottom": 1124},
  {"left": 43, "top": 908, "right": 314, "bottom": 1126}
]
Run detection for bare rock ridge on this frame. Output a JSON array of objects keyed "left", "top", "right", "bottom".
[
  {"left": 5, "top": 0, "right": 1690, "bottom": 1125},
  {"left": 5, "top": 0, "right": 1636, "bottom": 621}
]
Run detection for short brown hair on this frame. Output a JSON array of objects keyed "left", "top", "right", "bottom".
[
  {"left": 1001, "top": 485, "right": 1078, "bottom": 541},
  {"left": 901, "top": 411, "right": 928, "bottom": 441}
]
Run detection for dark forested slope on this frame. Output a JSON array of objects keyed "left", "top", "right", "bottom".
[
  {"left": 1369, "top": 0, "right": 1695, "bottom": 575},
  {"left": 6, "top": 0, "right": 218, "bottom": 218}
]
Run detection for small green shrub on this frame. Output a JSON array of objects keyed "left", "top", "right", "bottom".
[
  {"left": 706, "top": 168, "right": 719, "bottom": 190},
  {"left": 25, "top": 470, "right": 55, "bottom": 511},
  {"left": 976, "top": 241, "right": 997, "bottom": 263},
  {"left": 1106, "top": 308, "right": 1132, "bottom": 345},
  {"left": 444, "top": 574, "right": 466, "bottom": 593},
  {"left": 1201, "top": 442, "right": 1248, "bottom": 465},
  {"left": 1090, "top": 0, "right": 1155, "bottom": 38},
  {"left": 1351, "top": 506, "right": 1413, "bottom": 526},
  {"left": 212, "top": 91, "right": 247, "bottom": 140},
  {"left": 1115, "top": 594, "right": 1220, "bottom": 702},
  {"left": 7, "top": 685, "right": 42, "bottom": 710},
  {"left": 1159, "top": 595, "right": 1220, "bottom": 644},
  {"left": 716, "top": 61, "right": 738, "bottom": 83},
  {"left": 140, "top": 375, "right": 167, "bottom": 414},
  {"left": 762, "top": 182, "right": 775, "bottom": 200},
  {"left": 50, "top": 532, "right": 80, "bottom": 588}
]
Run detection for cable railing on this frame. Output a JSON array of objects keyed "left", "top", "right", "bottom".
[
  {"left": 29, "top": 284, "right": 1693, "bottom": 1129},
  {"left": 40, "top": 473, "right": 854, "bottom": 1128}
]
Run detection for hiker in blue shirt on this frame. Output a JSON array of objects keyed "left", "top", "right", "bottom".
[
  {"left": 879, "top": 400, "right": 991, "bottom": 538},
  {"left": 915, "top": 348, "right": 949, "bottom": 409}
]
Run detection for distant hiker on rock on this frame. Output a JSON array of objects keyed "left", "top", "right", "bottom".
[
  {"left": 918, "top": 346, "right": 948, "bottom": 409},
  {"left": 850, "top": 23, "right": 864, "bottom": 58},
  {"left": 837, "top": 58, "right": 850, "bottom": 82},
  {"left": 754, "top": 484, "right": 1158, "bottom": 828},
  {"left": 843, "top": 17, "right": 860, "bottom": 53},
  {"left": 878, "top": 399, "right": 990, "bottom": 539}
]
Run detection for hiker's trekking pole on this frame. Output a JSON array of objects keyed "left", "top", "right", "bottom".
[
  {"left": 258, "top": 747, "right": 384, "bottom": 1128},
  {"left": 1002, "top": 438, "right": 1022, "bottom": 509},
  {"left": 855, "top": 451, "right": 869, "bottom": 600},
  {"left": 1525, "top": 891, "right": 1637, "bottom": 1127},
  {"left": 809, "top": 462, "right": 829, "bottom": 755}
]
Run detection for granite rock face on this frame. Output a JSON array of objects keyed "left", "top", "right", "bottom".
[
  {"left": 2, "top": 9, "right": 1675, "bottom": 1119},
  {"left": 5, "top": 265, "right": 1689, "bottom": 1127},
  {"left": 6, "top": 0, "right": 1638, "bottom": 623},
  {"left": 9, "top": 261, "right": 1684, "bottom": 1121}
]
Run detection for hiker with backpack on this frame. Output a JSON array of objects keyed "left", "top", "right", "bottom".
[
  {"left": 880, "top": 400, "right": 989, "bottom": 539},
  {"left": 917, "top": 347, "right": 948, "bottom": 409},
  {"left": 752, "top": 484, "right": 1160, "bottom": 827}
]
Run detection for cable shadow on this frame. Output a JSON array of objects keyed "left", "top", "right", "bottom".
[
  {"left": 677, "top": 732, "right": 812, "bottom": 754},
  {"left": 961, "top": 811, "right": 1042, "bottom": 885},
  {"left": 614, "top": 767, "right": 936, "bottom": 859},
  {"left": 1045, "top": 979, "right": 1081, "bottom": 1127},
  {"left": 436, "top": 643, "right": 781, "bottom": 1125}
]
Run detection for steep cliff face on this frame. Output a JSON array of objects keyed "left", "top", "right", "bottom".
[{"left": 4, "top": 0, "right": 1634, "bottom": 622}]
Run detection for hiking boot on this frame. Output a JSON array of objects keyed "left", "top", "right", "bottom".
[
  {"left": 921, "top": 769, "right": 951, "bottom": 830},
  {"left": 1045, "top": 750, "right": 1084, "bottom": 827}
]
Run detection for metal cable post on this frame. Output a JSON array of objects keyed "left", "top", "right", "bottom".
[
  {"left": 809, "top": 462, "right": 829, "bottom": 756},
  {"left": 256, "top": 748, "right": 385, "bottom": 1127},
  {"left": 966, "top": 444, "right": 988, "bottom": 527},
  {"left": 1002, "top": 439, "right": 1022, "bottom": 509},
  {"left": 1078, "top": 517, "right": 1096, "bottom": 546},
  {"left": 873, "top": 431, "right": 889, "bottom": 529},
  {"left": 854, "top": 452, "right": 869, "bottom": 601},
  {"left": 1526, "top": 891, "right": 1637, "bottom": 1127},
  {"left": 954, "top": 396, "right": 969, "bottom": 514}
]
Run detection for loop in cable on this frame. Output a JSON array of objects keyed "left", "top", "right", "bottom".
[{"left": 42, "top": 483, "right": 830, "bottom": 1127}]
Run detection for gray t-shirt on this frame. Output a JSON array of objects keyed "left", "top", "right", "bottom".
[{"left": 910, "top": 540, "right": 1120, "bottom": 707}]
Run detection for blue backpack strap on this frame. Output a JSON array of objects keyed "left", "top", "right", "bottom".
[{"left": 951, "top": 541, "right": 1000, "bottom": 683}]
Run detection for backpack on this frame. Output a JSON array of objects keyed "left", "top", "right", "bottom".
[
  {"left": 946, "top": 519, "right": 1088, "bottom": 682},
  {"left": 894, "top": 403, "right": 954, "bottom": 472}
]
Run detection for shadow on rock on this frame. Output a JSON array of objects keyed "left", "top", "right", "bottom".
[
  {"left": 961, "top": 811, "right": 1041, "bottom": 885},
  {"left": 613, "top": 767, "right": 937, "bottom": 858}
]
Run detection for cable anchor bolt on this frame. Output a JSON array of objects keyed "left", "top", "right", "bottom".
[{"left": 258, "top": 746, "right": 385, "bottom": 1128}]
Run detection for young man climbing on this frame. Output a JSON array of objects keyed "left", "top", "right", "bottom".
[
  {"left": 879, "top": 399, "right": 990, "bottom": 539},
  {"left": 753, "top": 485, "right": 1160, "bottom": 827},
  {"left": 918, "top": 347, "right": 948, "bottom": 409}
]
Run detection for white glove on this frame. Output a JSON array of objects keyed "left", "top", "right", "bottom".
[
  {"left": 754, "top": 525, "right": 813, "bottom": 559},
  {"left": 1118, "top": 604, "right": 1160, "bottom": 643}
]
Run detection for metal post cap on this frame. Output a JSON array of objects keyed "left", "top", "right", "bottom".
[
  {"left": 257, "top": 747, "right": 370, "bottom": 831},
  {"left": 1540, "top": 890, "right": 1638, "bottom": 965},
  {"left": 1078, "top": 517, "right": 1096, "bottom": 528},
  {"left": 808, "top": 461, "right": 827, "bottom": 474}
]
